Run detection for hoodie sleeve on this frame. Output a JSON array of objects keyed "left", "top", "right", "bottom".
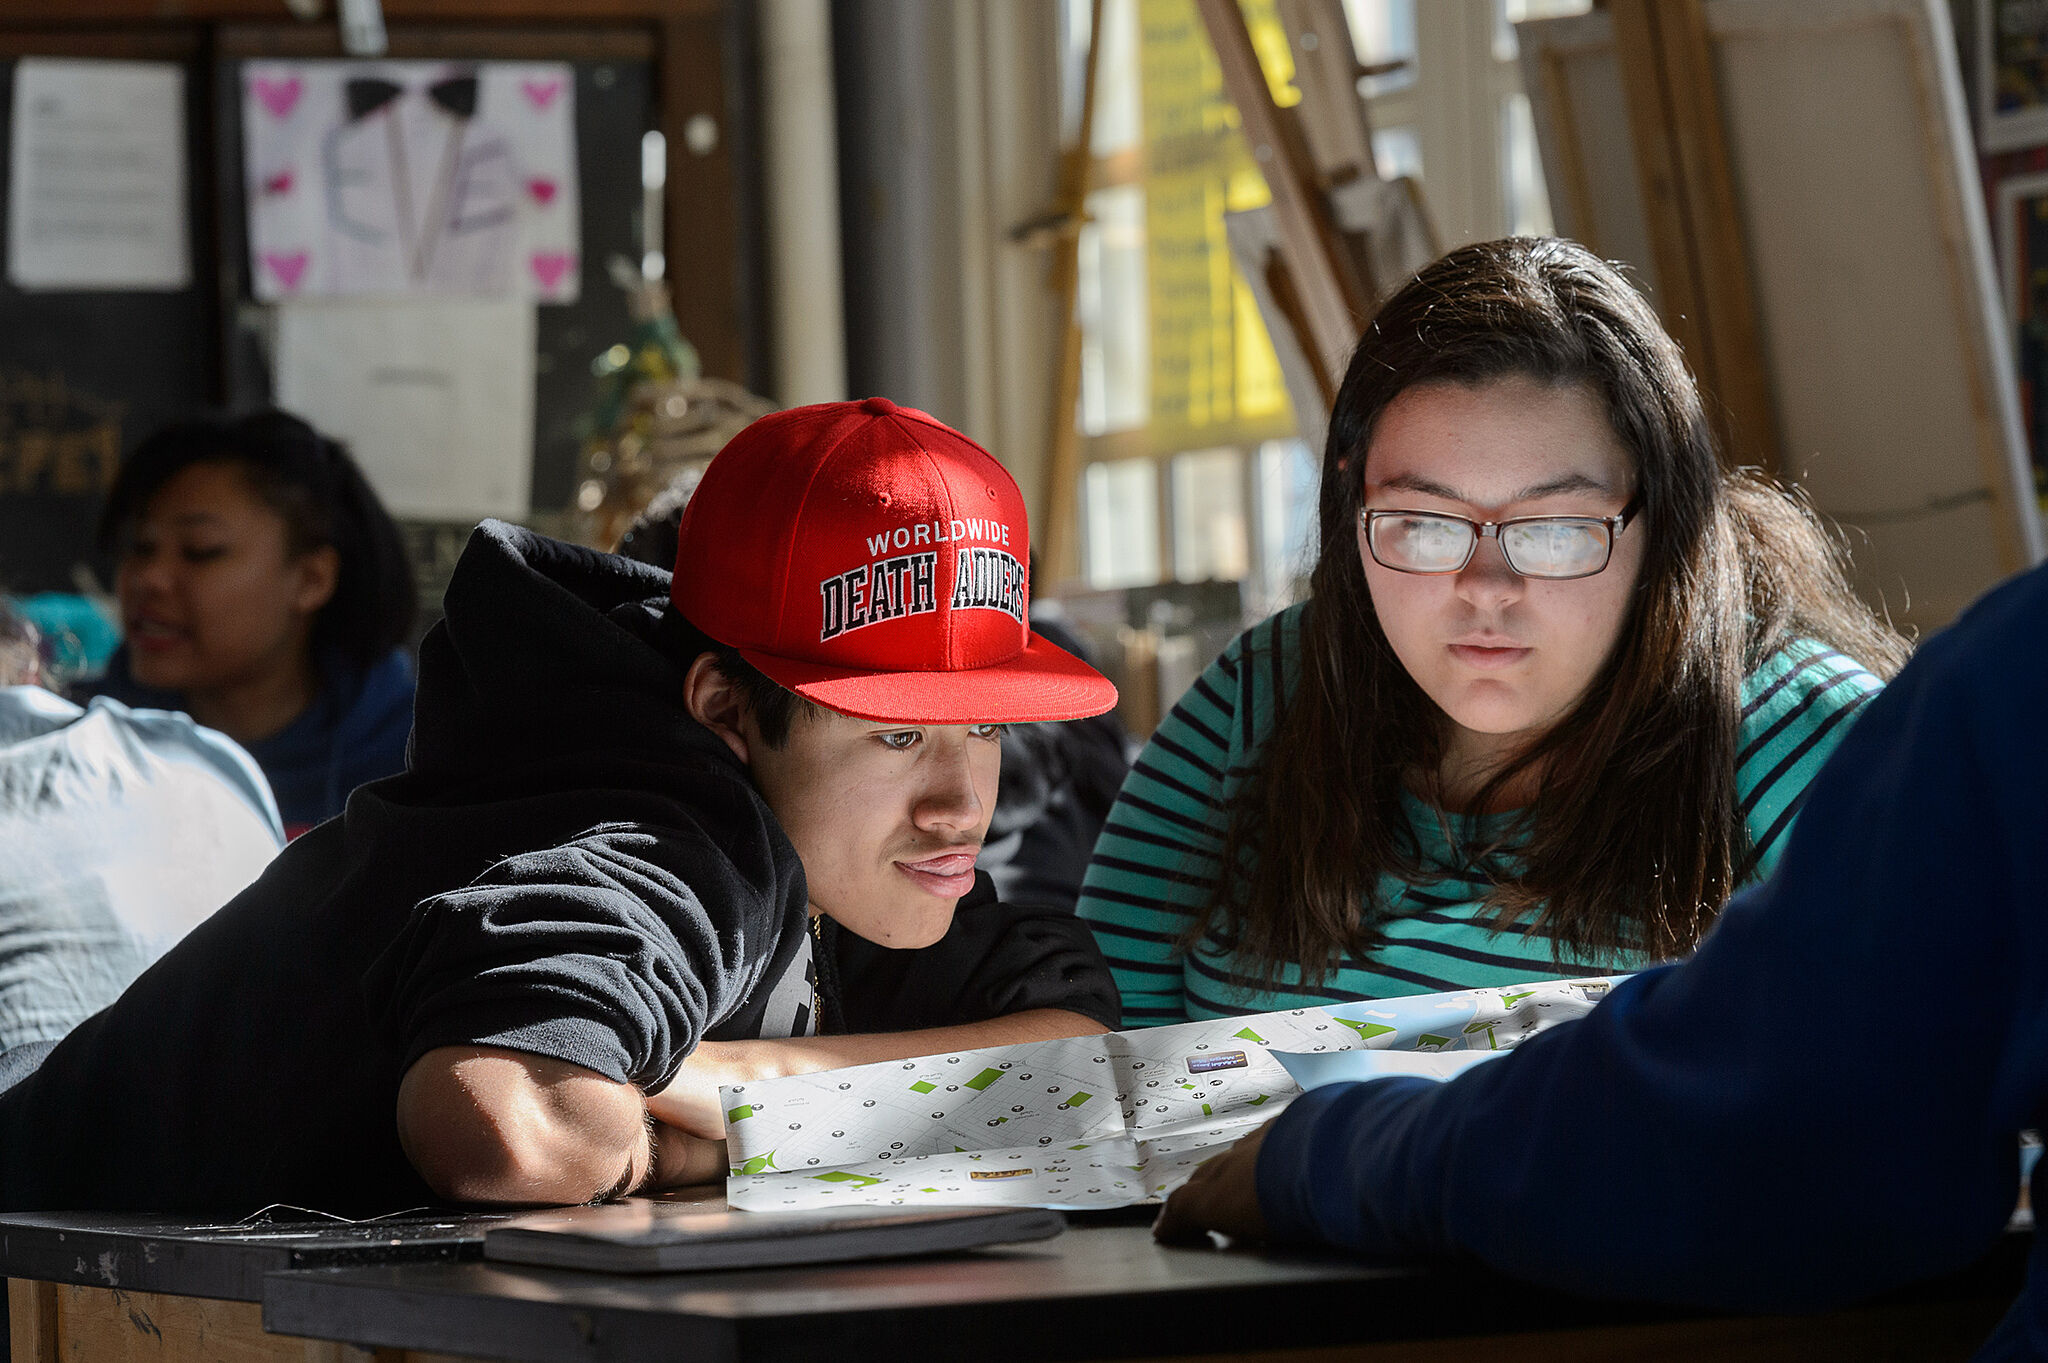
[
  {"left": 1254, "top": 565, "right": 2048, "bottom": 1313},
  {"left": 366, "top": 821, "right": 807, "bottom": 1088}
]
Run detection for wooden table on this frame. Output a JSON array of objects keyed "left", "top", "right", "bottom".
[
  {"left": 7, "top": 1204, "right": 2031, "bottom": 1363},
  {"left": 2, "top": 1205, "right": 520, "bottom": 1362}
]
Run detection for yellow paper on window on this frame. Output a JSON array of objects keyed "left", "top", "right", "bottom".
[{"left": 1135, "top": 0, "right": 1295, "bottom": 455}]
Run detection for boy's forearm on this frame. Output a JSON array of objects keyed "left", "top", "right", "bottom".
[
  {"left": 648, "top": 1009, "right": 1111, "bottom": 1139},
  {"left": 728, "top": 1007, "right": 1110, "bottom": 1080},
  {"left": 397, "top": 1045, "right": 655, "bottom": 1205}
]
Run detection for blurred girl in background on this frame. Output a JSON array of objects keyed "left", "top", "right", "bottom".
[{"left": 97, "top": 410, "right": 416, "bottom": 835}]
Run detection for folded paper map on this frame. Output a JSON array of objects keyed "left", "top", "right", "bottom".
[{"left": 723, "top": 976, "right": 1622, "bottom": 1211}]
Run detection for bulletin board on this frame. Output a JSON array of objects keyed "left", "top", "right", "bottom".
[
  {"left": 212, "top": 26, "right": 661, "bottom": 516},
  {"left": 0, "top": 2, "right": 759, "bottom": 601},
  {"left": 1519, "top": 0, "right": 2047, "bottom": 631},
  {"left": 0, "top": 33, "right": 217, "bottom": 594}
]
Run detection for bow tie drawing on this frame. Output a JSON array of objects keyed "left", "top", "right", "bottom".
[
  {"left": 344, "top": 73, "right": 479, "bottom": 122},
  {"left": 329, "top": 70, "right": 501, "bottom": 284}
]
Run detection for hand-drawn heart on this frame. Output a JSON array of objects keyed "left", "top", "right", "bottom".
[
  {"left": 263, "top": 251, "right": 310, "bottom": 291},
  {"left": 520, "top": 78, "right": 564, "bottom": 111},
  {"left": 525, "top": 177, "right": 558, "bottom": 207},
  {"left": 252, "top": 76, "right": 303, "bottom": 119},
  {"left": 262, "top": 168, "right": 294, "bottom": 197},
  {"left": 529, "top": 252, "right": 574, "bottom": 290}
]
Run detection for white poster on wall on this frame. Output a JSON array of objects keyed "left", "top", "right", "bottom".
[
  {"left": 273, "top": 296, "right": 535, "bottom": 521},
  {"left": 242, "top": 59, "right": 579, "bottom": 302},
  {"left": 6, "top": 59, "right": 191, "bottom": 290}
]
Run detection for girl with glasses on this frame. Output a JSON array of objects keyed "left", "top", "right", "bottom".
[{"left": 1078, "top": 237, "right": 1908, "bottom": 1024}]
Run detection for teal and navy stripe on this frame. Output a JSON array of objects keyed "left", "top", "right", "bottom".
[{"left": 1075, "top": 602, "right": 1884, "bottom": 1025}]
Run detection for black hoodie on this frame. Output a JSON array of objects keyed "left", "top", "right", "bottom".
[{"left": 0, "top": 523, "right": 1115, "bottom": 1216}]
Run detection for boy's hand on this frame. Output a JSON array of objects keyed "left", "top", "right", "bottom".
[
  {"left": 646, "top": 1123, "right": 729, "bottom": 1189},
  {"left": 647, "top": 1041, "right": 762, "bottom": 1140},
  {"left": 1152, "top": 1119, "right": 1274, "bottom": 1245}
]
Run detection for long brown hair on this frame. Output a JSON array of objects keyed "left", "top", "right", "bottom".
[{"left": 1195, "top": 238, "right": 1907, "bottom": 986}]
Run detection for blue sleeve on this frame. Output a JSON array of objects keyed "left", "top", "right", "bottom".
[{"left": 1256, "top": 564, "right": 2048, "bottom": 1312}]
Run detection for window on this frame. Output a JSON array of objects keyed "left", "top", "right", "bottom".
[
  {"left": 1083, "top": 458, "right": 1161, "bottom": 590},
  {"left": 1064, "top": 0, "right": 1585, "bottom": 605},
  {"left": 1170, "top": 447, "right": 1250, "bottom": 583}
]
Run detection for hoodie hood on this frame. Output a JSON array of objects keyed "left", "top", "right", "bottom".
[{"left": 408, "top": 520, "right": 727, "bottom": 781}]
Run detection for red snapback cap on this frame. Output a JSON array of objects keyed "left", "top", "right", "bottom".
[{"left": 672, "top": 397, "right": 1118, "bottom": 724}]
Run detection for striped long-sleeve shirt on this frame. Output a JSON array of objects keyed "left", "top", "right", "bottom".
[{"left": 1075, "top": 601, "right": 1884, "bottom": 1025}]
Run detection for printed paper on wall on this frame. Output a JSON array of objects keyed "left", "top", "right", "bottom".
[{"left": 7, "top": 59, "right": 191, "bottom": 291}]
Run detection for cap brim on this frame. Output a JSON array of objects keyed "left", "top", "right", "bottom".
[{"left": 737, "top": 630, "right": 1119, "bottom": 725}]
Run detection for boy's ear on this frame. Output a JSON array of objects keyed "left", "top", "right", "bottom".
[{"left": 683, "top": 654, "right": 751, "bottom": 765}]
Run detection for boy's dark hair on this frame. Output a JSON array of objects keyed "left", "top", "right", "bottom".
[
  {"left": 98, "top": 409, "right": 417, "bottom": 669},
  {"left": 658, "top": 604, "right": 825, "bottom": 751},
  {"left": 708, "top": 644, "right": 817, "bottom": 749}
]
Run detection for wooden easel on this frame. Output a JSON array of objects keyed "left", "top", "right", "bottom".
[
  {"left": 1034, "top": 0, "right": 1437, "bottom": 577},
  {"left": 1519, "top": 0, "right": 2045, "bottom": 627},
  {"left": 1605, "top": 0, "right": 1781, "bottom": 473},
  {"left": 1195, "top": 0, "right": 1375, "bottom": 406},
  {"left": 1193, "top": 0, "right": 1778, "bottom": 478},
  {"left": 1194, "top": 0, "right": 1441, "bottom": 432}
]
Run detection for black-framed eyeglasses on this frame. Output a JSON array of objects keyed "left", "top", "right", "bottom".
[{"left": 1359, "top": 496, "right": 1642, "bottom": 580}]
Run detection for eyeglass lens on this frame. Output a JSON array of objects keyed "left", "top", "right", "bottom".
[{"left": 1368, "top": 513, "right": 1613, "bottom": 578}]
